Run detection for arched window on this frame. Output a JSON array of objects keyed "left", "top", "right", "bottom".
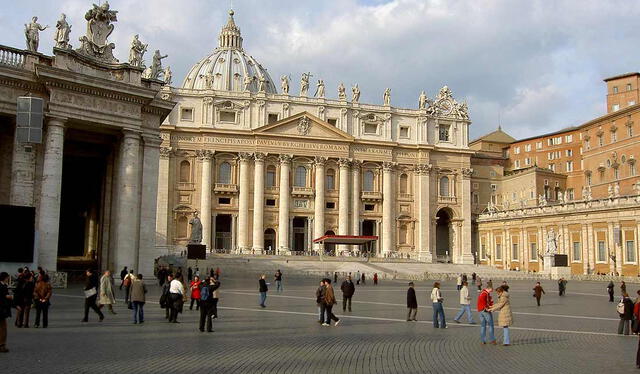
[
  {"left": 399, "top": 224, "right": 408, "bottom": 244},
  {"left": 363, "top": 170, "right": 374, "bottom": 191},
  {"left": 439, "top": 176, "right": 449, "bottom": 196},
  {"left": 218, "top": 162, "right": 231, "bottom": 184},
  {"left": 326, "top": 168, "right": 335, "bottom": 190},
  {"left": 177, "top": 216, "right": 188, "bottom": 238},
  {"left": 179, "top": 160, "right": 190, "bottom": 182},
  {"left": 294, "top": 166, "right": 307, "bottom": 187},
  {"left": 265, "top": 165, "right": 276, "bottom": 187},
  {"left": 399, "top": 173, "right": 408, "bottom": 194}
]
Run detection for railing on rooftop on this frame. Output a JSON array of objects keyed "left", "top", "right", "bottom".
[{"left": 0, "top": 45, "right": 27, "bottom": 68}]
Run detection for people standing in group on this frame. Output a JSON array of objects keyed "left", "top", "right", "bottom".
[
  {"left": 406, "top": 282, "right": 418, "bottom": 322},
  {"left": 130, "top": 274, "right": 147, "bottom": 324},
  {"left": 477, "top": 285, "right": 496, "bottom": 344},
  {"left": 99, "top": 270, "right": 117, "bottom": 315},
  {"left": 607, "top": 281, "right": 615, "bottom": 302},
  {"left": 533, "top": 282, "right": 545, "bottom": 307},
  {"left": 14, "top": 271, "right": 34, "bottom": 328},
  {"left": 361, "top": 273, "right": 366, "bottom": 285},
  {"left": 489, "top": 286, "right": 513, "bottom": 346},
  {"left": 119, "top": 266, "right": 128, "bottom": 290},
  {"left": 33, "top": 274, "right": 52, "bottom": 328},
  {"left": 82, "top": 269, "right": 104, "bottom": 323},
  {"left": 275, "top": 270, "right": 283, "bottom": 293},
  {"left": 558, "top": 278, "right": 567, "bottom": 296},
  {"left": 316, "top": 279, "right": 326, "bottom": 323},
  {"left": 456, "top": 275, "right": 462, "bottom": 291},
  {"left": 199, "top": 277, "right": 220, "bottom": 332},
  {"left": 454, "top": 281, "right": 475, "bottom": 324},
  {"left": 618, "top": 292, "right": 634, "bottom": 335},
  {"left": 430, "top": 282, "right": 446, "bottom": 329},
  {"left": 340, "top": 275, "right": 355, "bottom": 312},
  {"left": 189, "top": 275, "right": 202, "bottom": 310},
  {"left": 258, "top": 275, "right": 268, "bottom": 308},
  {"left": 322, "top": 279, "right": 340, "bottom": 326},
  {"left": 168, "top": 273, "right": 184, "bottom": 323},
  {"left": 123, "top": 270, "right": 135, "bottom": 303},
  {"left": 0, "top": 272, "right": 13, "bottom": 353}
]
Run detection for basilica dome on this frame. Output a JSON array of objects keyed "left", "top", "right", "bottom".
[{"left": 181, "top": 10, "right": 277, "bottom": 93}]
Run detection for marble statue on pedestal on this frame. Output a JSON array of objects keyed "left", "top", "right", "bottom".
[
  {"left": 545, "top": 228, "right": 560, "bottom": 254},
  {"left": 243, "top": 75, "right": 254, "bottom": 91},
  {"left": 258, "top": 76, "right": 267, "bottom": 92},
  {"left": 608, "top": 184, "right": 614, "bottom": 199},
  {"left": 614, "top": 182, "right": 620, "bottom": 197},
  {"left": 280, "top": 75, "right": 289, "bottom": 94},
  {"left": 54, "top": 14, "right": 71, "bottom": 49},
  {"left": 300, "top": 72, "right": 311, "bottom": 96},
  {"left": 25, "top": 16, "right": 49, "bottom": 52},
  {"left": 189, "top": 212, "right": 203, "bottom": 244},
  {"left": 163, "top": 66, "right": 172, "bottom": 85},
  {"left": 383, "top": 88, "right": 391, "bottom": 106},
  {"left": 352, "top": 84, "right": 360, "bottom": 103},
  {"left": 150, "top": 50, "right": 168, "bottom": 80},
  {"left": 315, "top": 79, "right": 325, "bottom": 98},
  {"left": 557, "top": 191, "right": 563, "bottom": 204},
  {"left": 77, "top": 2, "right": 119, "bottom": 62},
  {"left": 338, "top": 82, "right": 346, "bottom": 100},
  {"left": 418, "top": 91, "right": 427, "bottom": 109},
  {"left": 538, "top": 194, "right": 547, "bottom": 207},
  {"left": 128, "top": 34, "right": 147, "bottom": 67}
]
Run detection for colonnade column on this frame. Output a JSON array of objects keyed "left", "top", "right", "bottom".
[
  {"left": 114, "top": 129, "right": 141, "bottom": 272},
  {"left": 237, "top": 152, "right": 252, "bottom": 253},
  {"left": 36, "top": 117, "right": 66, "bottom": 271},
  {"left": 581, "top": 224, "right": 589, "bottom": 274},
  {"left": 137, "top": 135, "right": 163, "bottom": 276},
  {"left": 459, "top": 167, "right": 474, "bottom": 264},
  {"left": 351, "top": 161, "right": 362, "bottom": 252},
  {"left": 338, "top": 158, "right": 351, "bottom": 253},
  {"left": 278, "top": 155, "right": 292, "bottom": 253},
  {"left": 252, "top": 152, "right": 265, "bottom": 253},
  {"left": 381, "top": 161, "right": 395, "bottom": 256},
  {"left": 156, "top": 147, "right": 172, "bottom": 248},
  {"left": 416, "top": 164, "right": 433, "bottom": 262},
  {"left": 199, "top": 150, "right": 213, "bottom": 251},
  {"left": 313, "top": 157, "right": 326, "bottom": 252},
  {"left": 10, "top": 118, "right": 36, "bottom": 207}
]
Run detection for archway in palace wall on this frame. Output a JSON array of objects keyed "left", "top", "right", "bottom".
[{"left": 435, "top": 208, "right": 453, "bottom": 262}]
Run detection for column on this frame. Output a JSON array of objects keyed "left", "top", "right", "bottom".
[
  {"left": 382, "top": 161, "right": 395, "bottom": 255},
  {"left": 114, "top": 130, "right": 141, "bottom": 273},
  {"left": 278, "top": 155, "right": 292, "bottom": 253},
  {"left": 156, "top": 147, "right": 172, "bottom": 248},
  {"left": 587, "top": 223, "right": 595, "bottom": 274},
  {"left": 313, "top": 157, "right": 326, "bottom": 252},
  {"left": 252, "top": 152, "right": 265, "bottom": 253},
  {"left": 459, "top": 167, "right": 474, "bottom": 264},
  {"left": 36, "top": 118, "right": 66, "bottom": 271},
  {"left": 199, "top": 150, "right": 213, "bottom": 250},
  {"left": 138, "top": 135, "right": 162, "bottom": 276},
  {"left": 237, "top": 152, "right": 252, "bottom": 253},
  {"left": 351, "top": 161, "right": 362, "bottom": 253},
  {"left": 338, "top": 158, "right": 351, "bottom": 252},
  {"left": 581, "top": 224, "right": 589, "bottom": 274},
  {"left": 10, "top": 118, "right": 36, "bottom": 207},
  {"left": 416, "top": 164, "right": 433, "bottom": 262}
]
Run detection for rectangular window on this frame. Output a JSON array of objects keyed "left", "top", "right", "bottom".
[
  {"left": 530, "top": 242, "right": 537, "bottom": 261},
  {"left": 567, "top": 188, "right": 574, "bottom": 200},
  {"left": 613, "top": 86, "right": 619, "bottom": 94},
  {"left": 218, "top": 197, "right": 231, "bottom": 205},
  {"left": 614, "top": 168, "right": 619, "bottom": 180},
  {"left": 536, "top": 141, "right": 543, "bottom": 149},
  {"left": 597, "top": 240, "right": 606, "bottom": 262},
  {"left": 472, "top": 193, "right": 479, "bottom": 204},
  {"left": 514, "top": 160, "right": 520, "bottom": 168},
  {"left": 472, "top": 182, "right": 479, "bottom": 189},
  {"left": 399, "top": 126, "right": 410, "bottom": 138},
  {"left": 573, "top": 241, "right": 581, "bottom": 261},
  {"left": 219, "top": 110, "right": 236, "bottom": 122},
  {"left": 265, "top": 199, "right": 276, "bottom": 206},
  {"left": 495, "top": 243, "right": 502, "bottom": 260},
  {"left": 611, "top": 131, "right": 617, "bottom": 142},
  {"left": 514, "top": 146, "right": 521, "bottom": 154},
  {"left": 512, "top": 243, "right": 519, "bottom": 261},
  {"left": 566, "top": 161, "right": 573, "bottom": 172},
  {"left": 586, "top": 174, "right": 592, "bottom": 185},
  {"left": 525, "top": 144, "right": 531, "bottom": 152},
  {"left": 364, "top": 204, "right": 375, "bottom": 211},
  {"left": 364, "top": 123, "right": 378, "bottom": 134},
  {"left": 566, "top": 149, "right": 573, "bottom": 157},
  {"left": 565, "top": 135, "right": 573, "bottom": 143},
  {"left": 268, "top": 113, "right": 279, "bottom": 124},
  {"left": 631, "top": 163, "right": 637, "bottom": 176},
  {"left": 180, "top": 107, "right": 194, "bottom": 121},
  {"left": 326, "top": 202, "right": 336, "bottom": 209},
  {"left": 626, "top": 240, "right": 636, "bottom": 263},
  {"left": 548, "top": 163, "right": 555, "bottom": 172},
  {"left": 491, "top": 184, "right": 497, "bottom": 191},
  {"left": 598, "top": 136, "right": 603, "bottom": 146},
  {"left": 439, "top": 125, "right": 450, "bottom": 141},
  {"left": 525, "top": 157, "right": 531, "bottom": 166},
  {"left": 628, "top": 126, "right": 634, "bottom": 137},
  {"left": 481, "top": 243, "right": 487, "bottom": 260},
  {"left": 627, "top": 83, "right": 632, "bottom": 91},
  {"left": 327, "top": 118, "right": 338, "bottom": 127}
]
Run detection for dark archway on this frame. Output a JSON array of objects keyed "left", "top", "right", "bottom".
[
  {"left": 435, "top": 208, "right": 453, "bottom": 262},
  {"left": 264, "top": 228, "right": 275, "bottom": 254},
  {"left": 324, "top": 230, "right": 336, "bottom": 255}
]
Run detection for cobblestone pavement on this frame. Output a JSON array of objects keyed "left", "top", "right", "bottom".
[{"left": 4, "top": 274, "right": 638, "bottom": 373}]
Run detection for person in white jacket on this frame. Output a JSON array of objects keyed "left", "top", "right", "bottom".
[
  {"left": 430, "top": 282, "right": 446, "bottom": 328},
  {"left": 453, "top": 281, "right": 475, "bottom": 324}
]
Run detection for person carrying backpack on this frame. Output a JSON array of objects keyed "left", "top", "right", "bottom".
[
  {"left": 617, "top": 292, "right": 634, "bottom": 335},
  {"left": 199, "top": 277, "right": 219, "bottom": 332}
]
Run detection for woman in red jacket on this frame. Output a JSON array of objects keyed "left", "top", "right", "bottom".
[{"left": 189, "top": 276, "right": 202, "bottom": 311}]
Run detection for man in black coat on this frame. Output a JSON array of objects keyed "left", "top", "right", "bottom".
[
  {"left": 119, "top": 266, "right": 127, "bottom": 289},
  {"left": 82, "top": 269, "right": 104, "bottom": 323},
  {"left": 340, "top": 276, "right": 355, "bottom": 312},
  {"left": 406, "top": 282, "right": 417, "bottom": 321},
  {"left": 258, "top": 275, "right": 268, "bottom": 308}
]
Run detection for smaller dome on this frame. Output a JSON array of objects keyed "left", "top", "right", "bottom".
[{"left": 181, "top": 10, "right": 277, "bottom": 93}]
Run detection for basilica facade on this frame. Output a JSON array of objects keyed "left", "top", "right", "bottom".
[{"left": 157, "top": 10, "right": 475, "bottom": 263}]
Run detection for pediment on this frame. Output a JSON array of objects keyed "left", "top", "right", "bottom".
[{"left": 253, "top": 112, "right": 354, "bottom": 141}]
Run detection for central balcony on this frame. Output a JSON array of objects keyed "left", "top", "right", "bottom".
[
  {"left": 291, "top": 186, "right": 314, "bottom": 197},
  {"left": 214, "top": 183, "right": 239, "bottom": 195},
  {"left": 361, "top": 191, "right": 382, "bottom": 201},
  {"left": 438, "top": 196, "right": 457, "bottom": 204}
]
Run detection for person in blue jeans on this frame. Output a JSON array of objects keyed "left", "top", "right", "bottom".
[
  {"left": 129, "top": 274, "right": 147, "bottom": 324},
  {"left": 477, "top": 285, "right": 496, "bottom": 344},
  {"left": 453, "top": 281, "right": 475, "bottom": 324},
  {"left": 430, "top": 282, "right": 446, "bottom": 328},
  {"left": 274, "top": 270, "right": 283, "bottom": 293},
  {"left": 258, "top": 275, "right": 269, "bottom": 308}
]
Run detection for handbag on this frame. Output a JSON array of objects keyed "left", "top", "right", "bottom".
[{"left": 84, "top": 287, "right": 97, "bottom": 298}]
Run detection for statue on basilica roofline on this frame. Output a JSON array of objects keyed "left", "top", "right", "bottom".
[
  {"left": 54, "top": 14, "right": 71, "bottom": 49},
  {"left": 128, "top": 34, "right": 147, "bottom": 67},
  {"left": 418, "top": 91, "right": 428, "bottom": 109},
  {"left": 300, "top": 72, "right": 312, "bottom": 96},
  {"left": 315, "top": 79, "right": 325, "bottom": 98},
  {"left": 163, "top": 66, "right": 172, "bottom": 85},
  {"left": 24, "top": 16, "right": 49, "bottom": 52},
  {"left": 150, "top": 49, "right": 168, "bottom": 80},
  {"left": 352, "top": 84, "right": 360, "bottom": 103},
  {"left": 338, "top": 82, "right": 346, "bottom": 100},
  {"left": 383, "top": 88, "right": 391, "bottom": 106},
  {"left": 243, "top": 75, "right": 254, "bottom": 91},
  {"left": 258, "top": 76, "right": 267, "bottom": 93},
  {"left": 280, "top": 75, "right": 290, "bottom": 94}
]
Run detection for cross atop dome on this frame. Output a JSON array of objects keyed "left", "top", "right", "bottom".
[{"left": 219, "top": 9, "right": 243, "bottom": 50}]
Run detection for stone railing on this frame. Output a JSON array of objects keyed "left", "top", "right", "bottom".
[
  {"left": 291, "top": 186, "right": 313, "bottom": 197},
  {"left": 214, "top": 183, "right": 238, "bottom": 194},
  {"left": 438, "top": 196, "right": 457, "bottom": 204},
  {"left": 0, "top": 45, "right": 26, "bottom": 68},
  {"left": 361, "top": 191, "right": 382, "bottom": 201},
  {"left": 265, "top": 186, "right": 279, "bottom": 194},
  {"left": 176, "top": 182, "right": 195, "bottom": 191}
]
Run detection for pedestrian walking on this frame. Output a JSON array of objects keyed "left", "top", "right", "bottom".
[
  {"left": 0, "top": 272, "right": 13, "bottom": 353},
  {"left": 456, "top": 275, "right": 462, "bottom": 291},
  {"left": 621, "top": 281, "right": 627, "bottom": 295},
  {"left": 356, "top": 270, "right": 361, "bottom": 285},
  {"left": 607, "top": 281, "right": 615, "bottom": 302},
  {"left": 189, "top": 275, "right": 202, "bottom": 310},
  {"left": 322, "top": 280, "right": 340, "bottom": 326},
  {"left": 275, "top": 270, "right": 283, "bottom": 292},
  {"left": 430, "top": 282, "right": 446, "bottom": 328},
  {"left": 33, "top": 274, "right": 52, "bottom": 328},
  {"left": 160, "top": 273, "right": 173, "bottom": 320},
  {"left": 210, "top": 277, "right": 220, "bottom": 320},
  {"left": 316, "top": 279, "right": 326, "bottom": 323},
  {"left": 477, "top": 285, "right": 496, "bottom": 344},
  {"left": 123, "top": 270, "right": 135, "bottom": 303},
  {"left": 340, "top": 275, "right": 355, "bottom": 312},
  {"left": 558, "top": 278, "right": 567, "bottom": 296},
  {"left": 406, "top": 282, "right": 417, "bottom": 321},
  {"left": 119, "top": 266, "right": 128, "bottom": 290},
  {"left": 373, "top": 273, "right": 378, "bottom": 286},
  {"left": 361, "top": 273, "right": 366, "bottom": 285},
  {"left": 168, "top": 274, "right": 184, "bottom": 323},
  {"left": 157, "top": 266, "right": 166, "bottom": 287},
  {"left": 14, "top": 271, "right": 34, "bottom": 328},
  {"left": 489, "top": 286, "right": 513, "bottom": 346},
  {"left": 130, "top": 274, "right": 147, "bottom": 324},
  {"left": 454, "top": 281, "right": 475, "bottom": 324},
  {"left": 99, "top": 270, "right": 117, "bottom": 314},
  {"left": 82, "top": 269, "right": 104, "bottom": 323},
  {"left": 618, "top": 292, "right": 634, "bottom": 335},
  {"left": 258, "top": 275, "right": 268, "bottom": 308},
  {"left": 462, "top": 273, "right": 468, "bottom": 283},
  {"left": 533, "top": 282, "right": 545, "bottom": 307}
]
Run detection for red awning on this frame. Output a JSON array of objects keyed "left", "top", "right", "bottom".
[{"left": 312, "top": 235, "right": 378, "bottom": 245}]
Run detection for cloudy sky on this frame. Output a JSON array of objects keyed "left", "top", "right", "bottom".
[{"left": 2, "top": 0, "right": 639, "bottom": 139}]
